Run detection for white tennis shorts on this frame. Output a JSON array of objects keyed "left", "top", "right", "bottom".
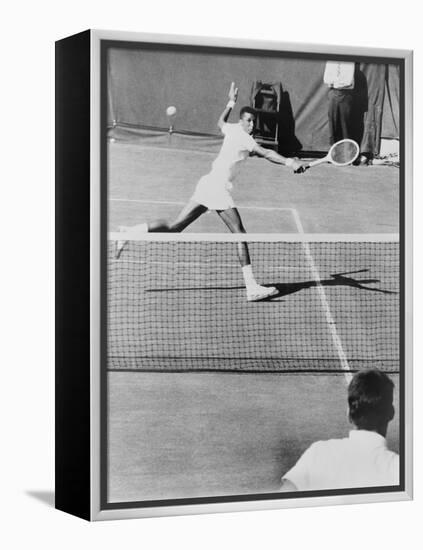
[{"left": 190, "top": 173, "right": 235, "bottom": 210}]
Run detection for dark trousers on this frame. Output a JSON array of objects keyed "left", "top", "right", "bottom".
[{"left": 327, "top": 88, "right": 354, "bottom": 144}]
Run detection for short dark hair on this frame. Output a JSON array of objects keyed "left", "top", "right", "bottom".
[
  {"left": 239, "top": 106, "right": 256, "bottom": 118},
  {"left": 348, "top": 369, "right": 395, "bottom": 430}
]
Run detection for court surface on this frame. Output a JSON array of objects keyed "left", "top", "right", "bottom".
[
  {"left": 106, "top": 137, "right": 401, "bottom": 504},
  {"left": 107, "top": 140, "right": 399, "bottom": 234},
  {"left": 108, "top": 372, "right": 400, "bottom": 502}
]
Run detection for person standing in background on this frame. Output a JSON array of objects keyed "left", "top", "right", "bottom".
[{"left": 323, "top": 61, "right": 355, "bottom": 144}]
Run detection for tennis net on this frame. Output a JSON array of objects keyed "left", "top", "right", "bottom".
[{"left": 107, "top": 233, "right": 400, "bottom": 373}]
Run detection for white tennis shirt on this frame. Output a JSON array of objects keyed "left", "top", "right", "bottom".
[
  {"left": 282, "top": 430, "right": 399, "bottom": 491},
  {"left": 210, "top": 122, "right": 257, "bottom": 189},
  {"left": 191, "top": 122, "right": 258, "bottom": 209}
]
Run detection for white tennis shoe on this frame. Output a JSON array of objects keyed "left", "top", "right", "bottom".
[{"left": 246, "top": 285, "right": 278, "bottom": 302}]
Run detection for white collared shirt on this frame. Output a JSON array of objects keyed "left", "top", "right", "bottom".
[
  {"left": 210, "top": 123, "right": 257, "bottom": 186},
  {"left": 324, "top": 61, "right": 355, "bottom": 90},
  {"left": 282, "top": 430, "right": 399, "bottom": 491}
]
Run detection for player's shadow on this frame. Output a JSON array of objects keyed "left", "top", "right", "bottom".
[
  {"left": 146, "top": 269, "right": 397, "bottom": 298},
  {"left": 272, "top": 269, "right": 397, "bottom": 300}
]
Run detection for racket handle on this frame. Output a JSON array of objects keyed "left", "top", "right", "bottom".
[{"left": 307, "top": 156, "right": 329, "bottom": 168}]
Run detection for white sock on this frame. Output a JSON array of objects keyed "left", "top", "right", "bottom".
[{"left": 242, "top": 264, "right": 257, "bottom": 289}]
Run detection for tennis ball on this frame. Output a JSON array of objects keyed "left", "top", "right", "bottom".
[{"left": 166, "top": 106, "right": 177, "bottom": 116}]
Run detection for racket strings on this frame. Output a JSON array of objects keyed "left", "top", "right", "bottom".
[{"left": 330, "top": 140, "right": 359, "bottom": 166}]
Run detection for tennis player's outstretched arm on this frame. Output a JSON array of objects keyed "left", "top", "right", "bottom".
[
  {"left": 217, "top": 82, "right": 238, "bottom": 130},
  {"left": 253, "top": 144, "right": 305, "bottom": 173}
]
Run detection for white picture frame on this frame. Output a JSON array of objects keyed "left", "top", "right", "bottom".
[{"left": 55, "top": 29, "right": 413, "bottom": 521}]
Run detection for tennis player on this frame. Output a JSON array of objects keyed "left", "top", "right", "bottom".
[
  {"left": 280, "top": 369, "right": 399, "bottom": 491},
  {"left": 119, "top": 82, "right": 305, "bottom": 302}
]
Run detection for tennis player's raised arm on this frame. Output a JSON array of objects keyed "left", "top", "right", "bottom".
[
  {"left": 217, "top": 82, "right": 238, "bottom": 131},
  {"left": 252, "top": 144, "right": 305, "bottom": 173}
]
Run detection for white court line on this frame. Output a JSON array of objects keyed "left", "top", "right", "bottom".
[
  {"left": 109, "top": 198, "right": 399, "bottom": 240},
  {"left": 110, "top": 142, "right": 218, "bottom": 156},
  {"left": 111, "top": 198, "right": 184, "bottom": 206},
  {"left": 290, "top": 208, "right": 352, "bottom": 384},
  {"left": 110, "top": 197, "right": 294, "bottom": 212},
  {"left": 109, "top": 231, "right": 398, "bottom": 242}
]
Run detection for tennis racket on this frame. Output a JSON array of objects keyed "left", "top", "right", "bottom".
[{"left": 305, "top": 139, "right": 360, "bottom": 170}]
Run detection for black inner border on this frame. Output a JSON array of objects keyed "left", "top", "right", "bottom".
[{"left": 100, "top": 38, "right": 406, "bottom": 512}]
